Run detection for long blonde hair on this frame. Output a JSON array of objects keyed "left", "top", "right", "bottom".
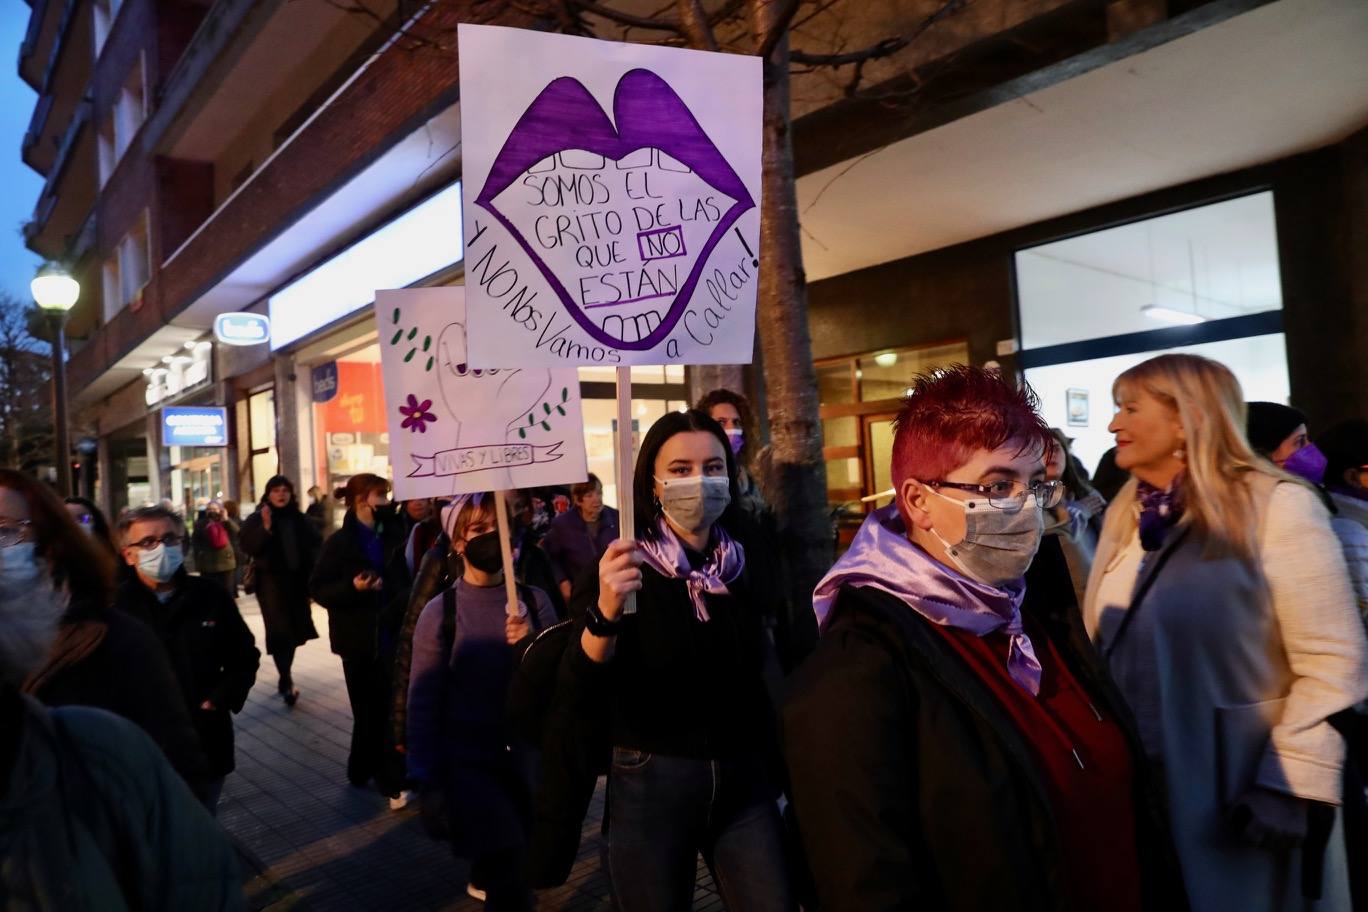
[{"left": 1107, "top": 353, "right": 1286, "bottom": 562}]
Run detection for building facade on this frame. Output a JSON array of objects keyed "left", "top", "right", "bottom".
[{"left": 18, "top": 0, "right": 1368, "bottom": 524}]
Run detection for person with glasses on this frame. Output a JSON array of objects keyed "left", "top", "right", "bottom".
[
  {"left": 783, "top": 365, "right": 1184, "bottom": 912},
  {"left": 1085, "top": 355, "right": 1367, "bottom": 912},
  {"left": 113, "top": 505, "right": 260, "bottom": 815}
]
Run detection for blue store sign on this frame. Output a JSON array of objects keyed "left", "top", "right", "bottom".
[
  {"left": 213, "top": 312, "right": 271, "bottom": 346},
  {"left": 311, "top": 361, "right": 339, "bottom": 403},
  {"left": 162, "top": 406, "right": 229, "bottom": 447}
]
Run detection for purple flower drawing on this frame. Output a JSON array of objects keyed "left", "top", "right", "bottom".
[{"left": 398, "top": 394, "right": 437, "bottom": 434}]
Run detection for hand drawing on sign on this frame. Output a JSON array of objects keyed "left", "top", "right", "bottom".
[
  {"left": 474, "top": 69, "right": 756, "bottom": 354},
  {"left": 412, "top": 320, "right": 565, "bottom": 492}
]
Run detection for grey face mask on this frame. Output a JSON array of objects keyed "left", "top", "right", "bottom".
[
  {"left": 655, "top": 475, "right": 731, "bottom": 533},
  {"left": 928, "top": 488, "right": 1044, "bottom": 588}
]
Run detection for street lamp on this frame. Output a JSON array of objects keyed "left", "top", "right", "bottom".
[{"left": 31, "top": 264, "right": 79, "bottom": 496}]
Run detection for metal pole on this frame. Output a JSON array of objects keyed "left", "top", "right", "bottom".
[{"left": 50, "top": 317, "right": 71, "bottom": 496}]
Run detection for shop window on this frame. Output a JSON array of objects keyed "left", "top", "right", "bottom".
[
  {"left": 247, "top": 388, "right": 278, "bottom": 503},
  {"left": 581, "top": 397, "right": 688, "bottom": 509},
  {"left": 816, "top": 340, "right": 970, "bottom": 548},
  {"left": 1015, "top": 191, "right": 1290, "bottom": 474},
  {"left": 312, "top": 346, "right": 390, "bottom": 498},
  {"left": 117, "top": 212, "right": 150, "bottom": 311}
]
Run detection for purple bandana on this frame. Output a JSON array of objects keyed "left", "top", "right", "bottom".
[
  {"left": 1136, "top": 475, "right": 1184, "bottom": 552},
  {"left": 814, "top": 505, "right": 1043, "bottom": 696},
  {"left": 636, "top": 519, "right": 745, "bottom": 623}
]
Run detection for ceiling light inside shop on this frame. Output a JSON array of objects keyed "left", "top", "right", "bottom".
[
  {"left": 874, "top": 352, "right": 898, "bottom": 368},
  {"left": 1141, "top": 304, "right": 1206, "bottom": 325},
  {"left": 269, "top": 182, "right": 464, "bottom": 350}
]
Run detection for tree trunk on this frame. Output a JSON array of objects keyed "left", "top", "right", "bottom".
[{"left": 750, "top": 15, "right": 833, "bottom": 619}]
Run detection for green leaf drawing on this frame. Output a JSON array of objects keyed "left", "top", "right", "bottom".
[
  {"left": 422, "top": 335, "right": 431, "bottom": 352},
  {"left": 518, "top": 428, "right": 526, "bottom": 440},
  {"left": 425, "top": 356, "right": 434, "bottom": 372},
  {"left": 543, "top": 402, "right": 551, "bottom": 414},
  {"left": 407, "top": 327, "right": 417, "bottom": 341},
  {"left": 561, "top": 387, "right": 568, "bottom": 402},
  {"left": 403, "top": 349, "right": 416, "bottom": 363},
  {"left": 541, "top": 421, "right": 550, "bottom": 431},
  {"left": 391, "top": 307, "right": 400, "bottom": 324},
  {"left": 556, "top": 406, "right": 565, "bottom": 416},
  {"left": 390, "top": 329, "right": 403, "bottom": 346}
]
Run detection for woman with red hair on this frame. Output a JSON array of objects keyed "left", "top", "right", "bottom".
[{"left": 782, "top": 365, "right": 1184, "bottom": 912}]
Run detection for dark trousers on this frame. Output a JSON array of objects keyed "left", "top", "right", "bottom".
[
  {"left": 607, "top": 749, "right": 794, "bottom": 912},
  {"left": 273, "top": 646, "right": 296, "bottom": 692},
  {"left": 341, "top": 656, "right": 401, "bottom": 793}
]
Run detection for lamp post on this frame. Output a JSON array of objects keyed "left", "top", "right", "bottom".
[{"left": 31, "top": 264, "right": 79, "bottom": 496}]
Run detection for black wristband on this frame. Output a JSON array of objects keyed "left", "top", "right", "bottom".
[{"left": 585, "top": 601, "right": 623, "bottom": 637}]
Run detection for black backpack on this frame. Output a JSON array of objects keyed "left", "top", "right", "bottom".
[{"left": 505, "top": 615, "right": 576, "bottom": 748}]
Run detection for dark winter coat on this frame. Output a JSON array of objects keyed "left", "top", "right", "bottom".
[
  {"left": 192, "top": 517, "right": 237, "bottom": 574},
  {"left": 309, "top": 509, "right": 407, "bottom": 660},
  {"left": 23, "top": 595, "right": 209, "bottom": 796},
  {"left": 780, "top": 584, "right": 1187, "bottom": 912},
  {"left": 542, "top": 506, "right": 619, "bottom": 588},
  {"left": 240, "top": 502, "right": 321, "bottom": 654},
  {"left": 0, "top": 687, "right": 244, "bottom": 910},
  {"left": 114, "top": 571, "right": 260, "bottom": 778}
]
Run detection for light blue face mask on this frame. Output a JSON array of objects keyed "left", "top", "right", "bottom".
[
  {"left": 926, "top": 487, "right": 1044, "bottom": 588},
  {"left": 137, "top": 543, "right": 184, "bottom": 583},
  {"left": 0, "top": 542, "right": 44, "bottom": 595}
]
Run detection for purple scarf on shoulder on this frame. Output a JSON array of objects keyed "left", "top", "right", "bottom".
[
  {"left": 1136, "top": 475, "right": 1184, "bottom": 552},
  {"left": 636, "top": 518, "right": 745, "bottom": 623},
  {"left": 813, "top": 505, "right": 1042, "bottom": 695}
]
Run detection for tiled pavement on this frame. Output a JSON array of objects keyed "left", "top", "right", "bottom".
[{"left": 225, "top": 595, "right": 726, "bottom": 911}]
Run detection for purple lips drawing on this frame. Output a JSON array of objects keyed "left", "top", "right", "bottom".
[{"left": 475, "top": 69, "right": 755, "bottom": 351}]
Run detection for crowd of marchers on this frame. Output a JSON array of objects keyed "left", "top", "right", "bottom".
[{"left": 3, "top": 354, "right": 1368, "bottom": 912}]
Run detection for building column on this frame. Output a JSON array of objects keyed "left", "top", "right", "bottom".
[
  {"left": 145, "top": 413, "right": 162, "bottom": 503},
  {"left": 95, "top": 434, "right": 113, "bottom": 517},
  {"left": 273, "top": 354, "right": 312, "bottom": 491}
]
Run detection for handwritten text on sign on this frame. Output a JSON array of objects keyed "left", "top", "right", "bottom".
[{"left": 458, "top": 24, "right": 761, "bottom": 367}]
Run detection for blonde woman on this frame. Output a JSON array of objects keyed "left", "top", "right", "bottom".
[{"left": 1084, "top": 353, "right": 1368, "bottom": 911}]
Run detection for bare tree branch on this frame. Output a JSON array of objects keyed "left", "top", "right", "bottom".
[
  {"left": 676, "top": 0, "right": 718, "bottom": 50},
  {"left": 790, "top": 0, "right": 963, "bottom": 67},
  {"left": 566, "top": 0, "right": 683, "bottom": 32},
  {"left": 753, "top": 0, "right": 801, "bottom": 59}
]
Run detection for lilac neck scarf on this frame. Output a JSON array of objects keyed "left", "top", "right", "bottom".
[
  {"left": 1136, "top": 475, "right": 1184, "bottom": 552},
  {"left": 813, "top": 505, "right": 1042, "bottom": 696},
  {"left": 636, "top": 519, "right": 745, "bottom": 623}
]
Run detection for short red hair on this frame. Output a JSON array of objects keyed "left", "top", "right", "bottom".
[{"left": 891, "top": 365, "right": 1054, "bottom": 491}]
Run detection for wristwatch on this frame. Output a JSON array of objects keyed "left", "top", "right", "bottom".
[{"left": 585, "top": 601, "right": 623, "bottom": 637}]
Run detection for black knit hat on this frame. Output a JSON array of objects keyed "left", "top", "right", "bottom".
[
  {"left": 1245, "top": 401, "right": 1306, "bottom": 457},
  {"left": 1318, "top": 420, "right": 1368, "bottom": 486}
]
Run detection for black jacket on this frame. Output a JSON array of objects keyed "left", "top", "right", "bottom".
[
  {"left": 309, "top": 509, "right": 406, "bottom": 660},
  {"left": 24, "top": 595, "right": 210, "bottom": 795},
  {"left": 239, "top": 503, "right": 321, "bottom": 652},
  {"left": 780, "top": 583, "right": 1187, "bottom": 912},
  {"left": 114, "top": 571, "right": 260, "bottom": 777}
]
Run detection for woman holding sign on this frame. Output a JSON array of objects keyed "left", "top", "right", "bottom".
[{"left": 552, "top": 410, "right": 793, "bottom": 912}]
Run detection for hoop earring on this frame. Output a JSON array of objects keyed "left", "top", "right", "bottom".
[{"left": 1173, "top": 446, "right": 1186, "bottom": 463}]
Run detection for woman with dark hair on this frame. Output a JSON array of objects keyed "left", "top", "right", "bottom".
[
  {"left": 240, "top": 475, "right": 321, "bottom": 706},
  {"left": 1246, "top": 401, "right": 1309, "bottom": 469},
  {"left": 543, "top": 473, "right": 619, "bottom": 604},
  {"left": 309, "top": 473, "right": 406, "bottom": 795},
  {"left": 64, "top": 495, "right": 118, "bottom": 560},
  {"left": 543, "top": 410, "right": 793, "bottom": 910},
  {"left": 695, "top": 388, "right": 765, "bottom": 513},
  {"left": 4, "top": 471, "right": 209, "bottom": 797}
]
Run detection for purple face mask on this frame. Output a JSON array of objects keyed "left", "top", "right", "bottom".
[
  {"left": 725, "top": 428, "right": 744, "bottom": 456},
  {"left": 1283, "top": 443, "right": 1328, "bottom": 485}
]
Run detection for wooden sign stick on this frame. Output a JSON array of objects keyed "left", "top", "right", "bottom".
[
  {"left": 493, "top": 491, "right": 523, "bottom": 618},
  {"left": 616, "top": 365, "right": 637, "bottom": 615}
]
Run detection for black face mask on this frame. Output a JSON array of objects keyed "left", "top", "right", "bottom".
[{"left": 462, "top": 530, "right": 503, "bottom": 574}]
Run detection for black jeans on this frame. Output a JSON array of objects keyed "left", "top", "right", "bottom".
[
  {"left": 341, "top": 656, "right": 401, "bottom": 793},
  {"left": 607, "top": 749, "right": 794, "bottom": 912}
]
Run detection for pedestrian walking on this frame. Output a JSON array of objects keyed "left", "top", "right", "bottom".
[
  {"left": 240, "top": 476, "right": 321, "bottom": 706},
  {"left": 407, "top": 492, "right": 558, "bottom": 910},
  {"left": 542, "top": 473, "right": 618, "bottom": 603},
  {"left": 223, "top": 499, "right": 246, "bottom": 595},
  {"left": 0, "top": 568, "right": 244, "bottom": 910},
  {"left": 193, "top": 501, "right": 238, "bottom": 598},
  {"left": 537, "top": 410, "right": 794, "bottom": 911},
  {"left": 5, "top": 471, "right": 210, "bottom": 798},
  {"left": 309, "top": 473, "right": 406, "bottom": 796},
  {"left": 696, "top": 388, "right": 767, "bottom": 517},
  {"left": 114, "top": 505, "right": 261, "bottom": 814},
  {"left": 1041, "top": 428, "right": 1107, "bottom": 607},
  {"left": 1085, "top": 353, "right": 1368, "bottom": 911},
  {"left": 63, "top": 495, "right": 120, "bottom": 561},
  {"left": 1316, "top": 420, "right": 1368, "bottom": 626},
  {"left": 783, "top": 365, "right": 1183, "bottom": 912}
]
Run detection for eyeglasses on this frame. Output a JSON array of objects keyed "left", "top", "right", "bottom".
[
  {"left": 127, "top": 533, "right": 182, "bottom": 551},
  {"left": 0, "top": 520, "right": 35, "bottom": 547},
  {"left": 922, "top": 479, "right": 1064, "bottom": 512}
]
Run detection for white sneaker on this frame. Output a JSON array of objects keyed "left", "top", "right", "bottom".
[
  {"left": 388, "top": 789, "right": 416, "bottom": 811},
  {"left": 466, "top": 883, "right": 487, "bottom": 902}
]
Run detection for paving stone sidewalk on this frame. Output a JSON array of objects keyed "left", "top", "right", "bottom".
[{"left": 224, "top": 595, "right": 725, "bottom": 911}]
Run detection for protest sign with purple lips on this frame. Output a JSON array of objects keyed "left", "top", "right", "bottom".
[
  {"left": 458, "top": 24, "right": 761, "bottom": 367},
  {"left": 374, "top": 287, "right": 588, "bottom": 500}
]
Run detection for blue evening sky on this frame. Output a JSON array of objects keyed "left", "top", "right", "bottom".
[{"left": 1, "top": 3, "right": 45, "bottom": 305}]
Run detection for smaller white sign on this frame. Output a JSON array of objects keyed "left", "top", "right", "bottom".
[{"left": 214, "top": 312, "right": 271, "bottom": 346}]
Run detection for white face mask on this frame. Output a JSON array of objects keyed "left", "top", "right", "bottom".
[
  {"left": 926, "top": 487, "right": 1044, "bottom": 588},
  {"left": 655, "top": 475, "right": 731, "bottom": 533},
  {"left": 0, "top": 545, "right": 64, "bottom": 685},
  {"left": 0, "top": 541, "right": 44, "bottom": 595},
  {"left": 137, "top": 543, "right": 184, "bottom": 583}
]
